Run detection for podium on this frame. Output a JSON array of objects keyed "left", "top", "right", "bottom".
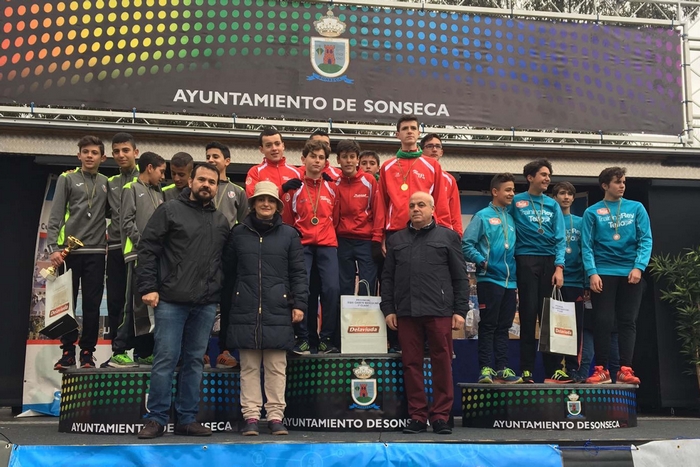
[
  {"left": 459, "top": 383, "right": 638, "bottom": 430},
  {"left": 58, "top": 368, "right": 242, "bottom": 434},
  {"left": 284, "top": 354, "right": 432, "bottom": 432}
]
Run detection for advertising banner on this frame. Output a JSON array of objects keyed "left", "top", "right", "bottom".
[{"left": 0, "top": 1, "right": 683, "bottom": 134}]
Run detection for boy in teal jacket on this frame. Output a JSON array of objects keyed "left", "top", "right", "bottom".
[
  {"left": 582, "top": 167, "right": 652, "bottom": 385},
  {"left": 463, "top": 173, "right": 521, "bottom": 384}
]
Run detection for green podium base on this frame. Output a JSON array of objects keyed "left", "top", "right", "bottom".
[
  {"left": 58, "top": 368, "right": 242, "bottom": 434},
  {"left": 284, "top": 354, "right": 433, "bottom": 432},
  {"left": 460, "top": 383, "right": 637, "bottom": 430}
]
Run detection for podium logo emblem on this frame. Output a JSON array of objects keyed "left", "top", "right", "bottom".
[
  {"left": 349, "top": 360, "right": 379, "bottom": 409},
  {"left": 308, "top": 9, "right": 353, "bottom": 83},
  {"left": 566, "top": 391, "right": 583, "bottom": 418}
]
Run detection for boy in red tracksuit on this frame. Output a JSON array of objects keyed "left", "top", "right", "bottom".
[
  {"left": 379, "top": 115, "right": 450, "bottom": 246},
  {"left": 420, "top": 133, "right": 463, "bottom": 237},
  {"left": 246, "top": 128, "right": 302, "bottom": 196},
  {"left": 334, "top": 139, "right": 385, "bottom": 296},
  {"left": 282, "top": 140, "right": 340, "bottom": 354}
]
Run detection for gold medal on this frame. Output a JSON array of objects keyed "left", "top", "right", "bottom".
[
  {"left": 401, "top": 183, "right": 409, "bottom": 191},
  {"left": 613, "top": 233, "right": 620, "bottom": 241},
  {"left": 566, "top": 247, "right": 572, "bottom": 254},
  {"left": 311, "top": 216, "right": 319, "bottom": 225}
]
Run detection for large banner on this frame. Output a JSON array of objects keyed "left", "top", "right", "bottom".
[{"left": 0, "top": 1, "right": 682, "bottom": 134}]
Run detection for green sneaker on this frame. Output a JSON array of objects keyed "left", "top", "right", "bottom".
[
  {"left": 478, "top": 366, "right": 496, "bottom": 384},
  {"left": 108, "top": 353, "right": 138, "bottom": 368},
  {"left": 521, "top": 370, "right": 534, "bottom": 384},
  {"left": 495, "top": 368, "right": 523, "bottom": 384},
  {"left": 292, "top": 339, "right": 310, "bottom": 355},
  {"left": 545, "top": 369, "right": 574, "bottom": 384},
  {"left": 137, "top": 355, "right": 154, "bottom": 366}
]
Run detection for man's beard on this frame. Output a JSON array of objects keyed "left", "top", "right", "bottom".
[{"left": 192, "top": 187, "right": 213, "bottom": 203}]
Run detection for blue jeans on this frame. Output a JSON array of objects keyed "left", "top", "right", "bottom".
[
  {"left": 145, "top": 300, "right": 216, "bottom": 426},
  {"left": 579, "top": 330, "right": 620, "bottom": 381},
  {"left": 337, "top": 237, "right": 377, "bottom": 296}
]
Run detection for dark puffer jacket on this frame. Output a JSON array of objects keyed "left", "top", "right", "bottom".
[{"left": 224, "top": 213, "right": 308, "bottom": 350}]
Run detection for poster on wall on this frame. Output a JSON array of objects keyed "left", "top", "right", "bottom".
[
  {"left": 0, "top": 1, "right": 683, "bottom": 134},
  {"left": 20, "top": 175, "right": 111, "bottom": 417}
]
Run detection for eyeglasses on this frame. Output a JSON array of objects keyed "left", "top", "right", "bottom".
[{"left": 423, "top": 144, "right": 442, "bottom": 150}]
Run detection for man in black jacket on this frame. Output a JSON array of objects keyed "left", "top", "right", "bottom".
[
  {"left": 381, "top": 191, "right": 468, "bottom": 435},
  {"left": 135, "top": 163, "right": 230, "bottom": 439}
]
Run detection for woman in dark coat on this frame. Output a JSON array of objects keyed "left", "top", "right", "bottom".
[{"left": 223, "top": 181, "right": 307, "bottom": 436}]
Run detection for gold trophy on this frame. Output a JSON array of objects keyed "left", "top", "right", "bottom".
[{"left": 40, "top": 236, "right": 84, "bottom": 281}]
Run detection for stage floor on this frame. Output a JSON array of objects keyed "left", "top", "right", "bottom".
[{"left": 2, "top": 409, "right": 699, "bottom": 446}]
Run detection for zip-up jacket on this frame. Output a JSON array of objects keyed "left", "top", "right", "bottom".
[
  {"left": 162, "top": 183, "right": 184, "bottom": 202},
  {"left": 462, "top": 203, "right": 517, "bottom": 289},
  {"left": 282, "top": 176, "right": 338, "bottom": 247},
  {"left": 136, "top": 189, "right": 230, "bottom": 304},
  {"left": 245, "top": 157, "right": 302, "bottom": 197},
  {"left": 214, "top": 179, "right": 248, "bottom": 229},
  {"left": 299, "top": 162, "right": 342, "bottom": 181},
  {"left": 381, "top": 220, "right": 469, "bottom": 319},
  {"left": 443, "top": 171, "right": 464, "bottom": 237},
  {"left": 582, "top": 198, "right": 652, "bottom": 278},
  {"left": 335, "top": 170, "right": 385, "bottom": 243},
  {"left": 223, "top": 213, "right": 308, "bottom": 351},
  {"left": 47, "top": 169, "right": 109, "bottom": 255},
  {"left": 107, "top": 166, "right": 139, "bottom": 250},
  {"left": 563, "top": 214, "right": 585, "bottom": 288},
  {"left": 508, "top": 191, "right": 566, "bottom": 266},
  {"left": 120, "top": 179, "right": 164, "bottom": 263},
  {"left": 378, "top": 156, "right": 451, "bottom": 232}
]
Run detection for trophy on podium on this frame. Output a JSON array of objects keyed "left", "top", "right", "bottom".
[{"left": 40, "top": 236, "right": 84, "bottom": 281}]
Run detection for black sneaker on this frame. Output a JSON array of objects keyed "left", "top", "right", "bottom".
[
  {"left": 432, "top": 419, "right": 452, "bottom": 435},
  {"left": 138, "top": 420, "right": 165, "bottom": 439},
  {"left": 318, "top": 339, "right": 340, "bottom": 354},
  {"left": 241, "top": 418, "right": 259, "bottom": 436},
  {"left": 79, "top": 350, "right": 95, "bottom": 369},
  {"left": 292, "top": 339, "right": 310, "bottom": 355},
  {"left": 54, "top": 350, "right": 76, "bottom": 370},
  {"left": 268, "top": 419, "right": 288, "bottom": 435},
  {"left": 403, "top": 419, "right": 427, "bottom": 434}
]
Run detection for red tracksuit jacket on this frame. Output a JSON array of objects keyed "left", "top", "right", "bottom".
[
  {"left": 245, "top": 157, "right": 302, "bottom": 196},
  {"left": 283, "top": 176, "right": 338, "bottom": 247},
  {"left": 378, "top": 156, "right": 451, "bottom": 232},
  {"left": 442, "top": 171, "right": 463, "bottom": 237},
  {"left": 334, "top": 170, "right": 385, "bottom": 243}
]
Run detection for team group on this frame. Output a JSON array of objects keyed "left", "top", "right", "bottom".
[{"left": 44, "top": 114, "right": 651, "bottom": 437}]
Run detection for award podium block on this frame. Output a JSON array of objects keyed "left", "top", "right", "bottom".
[
  {"left": 284, "top": 354, "right": 433, "bottom": 432},
  {"left": 459, "top": 383, "right": 637, "bottom": 430},
  {"left": 58, "top": 369, "right": 242, "bottom": 434}
]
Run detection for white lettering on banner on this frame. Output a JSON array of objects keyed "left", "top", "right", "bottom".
[
  {"left": 492, "top": 420, "right": 621, "bottom": 430},
  {"left": 172, "top": 89, "right": 449, "bottom": 116},
  {"left": 283, "top": 417, "right": 409, "bottom": 429},
  {"left": 69, "top": 421, "right": 233, "bottom": 433}
]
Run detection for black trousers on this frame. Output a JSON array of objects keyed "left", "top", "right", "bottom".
[
  {"left": 590, "top": 275, "right": 644, "bottom": 368},
  {"left": 560, "top": 286, "right": 585, "bottom": 372},
  {"left": 515, "top": 255, "right": 564, "bottom": 376},
  {"left": 477, "top": 282, "right": 517, "bottom": 370},
  {"left": 111, "top": 262, "right": 154, "bottom": 357},
  {"left": 61, "top": 253, "right": 106, "bottom": 352},
  {"left": 106, "top": 248, "right": 127, "bottom": 340}
]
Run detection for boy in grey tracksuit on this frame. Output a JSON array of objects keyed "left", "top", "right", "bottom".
[
  {"left": 48, "top": 136, "right": 108, "bottom": 370},
  {"left": 109, "top": 152, "right": 166, "bottom": 368},
  {"left": 105, "top": 133, "right": 140, "bottom": 344}
]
